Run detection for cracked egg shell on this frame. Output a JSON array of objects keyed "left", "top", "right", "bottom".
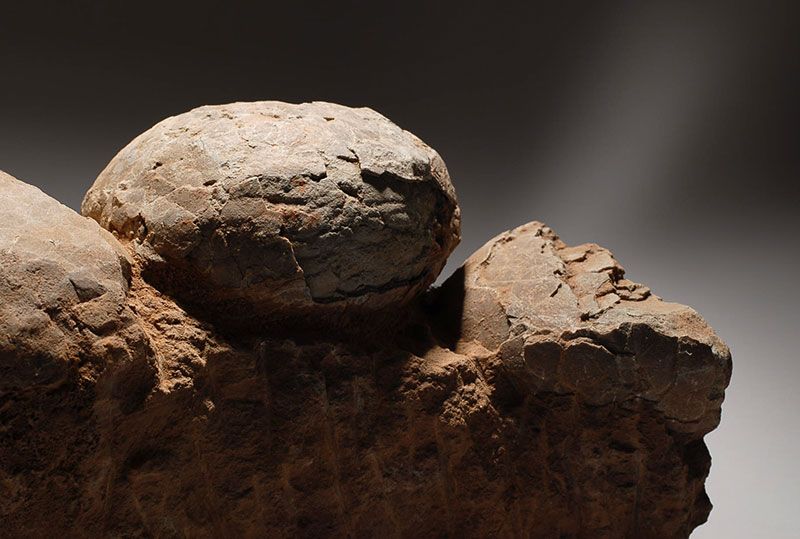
[{"left": 81, "top": 101, "right": 460, "bottom": 324}]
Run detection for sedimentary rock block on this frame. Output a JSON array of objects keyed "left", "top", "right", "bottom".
[
  {"left": 82, "top": 102, "right": 460, "bottom": 325},
  {"left": 0, "top": 102, "right": 730, "bottom": 537}
]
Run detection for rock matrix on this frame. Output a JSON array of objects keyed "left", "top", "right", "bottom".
[{"left": 0, "top": 102, "right": 731, "bottom": 538}]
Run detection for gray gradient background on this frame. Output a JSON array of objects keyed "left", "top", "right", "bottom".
[{"left": 1, "top": 1, "right": 797, "bottom": 536}]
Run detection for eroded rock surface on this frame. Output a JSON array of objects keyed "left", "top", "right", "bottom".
[
  {"left": 0, "top": 171, "right": 156, "bottom": 532},
  {"left": 1, "top": 107, "right": 730, "bottom": 538},
  {"left": 0, "top": 170, "right": 152, "bottom": 393},
  {"left": 82, "top": 102, "right": 460, "bottom": 325},
  {"left": 437, "top": 222, "right": 731, "bottom": 436}
]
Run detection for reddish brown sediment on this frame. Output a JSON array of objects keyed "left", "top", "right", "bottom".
[{"left": 0, "top": 104, "right": 730, "bottom": 537}]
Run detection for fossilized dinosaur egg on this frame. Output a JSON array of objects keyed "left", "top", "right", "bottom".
[{"left": 82, "top": 101, "right": 460, "bottom": 322}]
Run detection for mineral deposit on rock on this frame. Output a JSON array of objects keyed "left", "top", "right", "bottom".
[
  {"left": 1, "top": 102, "right": 731, "bottom": 538},
  {"left": 82, "top": 102, "right": 460, "bottom": 324}
]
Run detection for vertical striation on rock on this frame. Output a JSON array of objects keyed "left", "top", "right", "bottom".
[{"left": 0, "top": 102, "right": 731, "bottom": 538}]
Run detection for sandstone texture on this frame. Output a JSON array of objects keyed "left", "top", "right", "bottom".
[
  {"left": 0, "top": 171, "right": 155, "bottom": 530},
  {"left": 1, "top": 102, "right": 731, "bottom": 538},
  {"left": 0, "top": 171, "right": 153, "bottom": 403},
  {"left": 82, "top": 102, "right": 460, "bottom": 325}
]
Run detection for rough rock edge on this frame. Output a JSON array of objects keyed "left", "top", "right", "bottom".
[{"left": 437, "top": 221, "right": 731, "bottom": 436}]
